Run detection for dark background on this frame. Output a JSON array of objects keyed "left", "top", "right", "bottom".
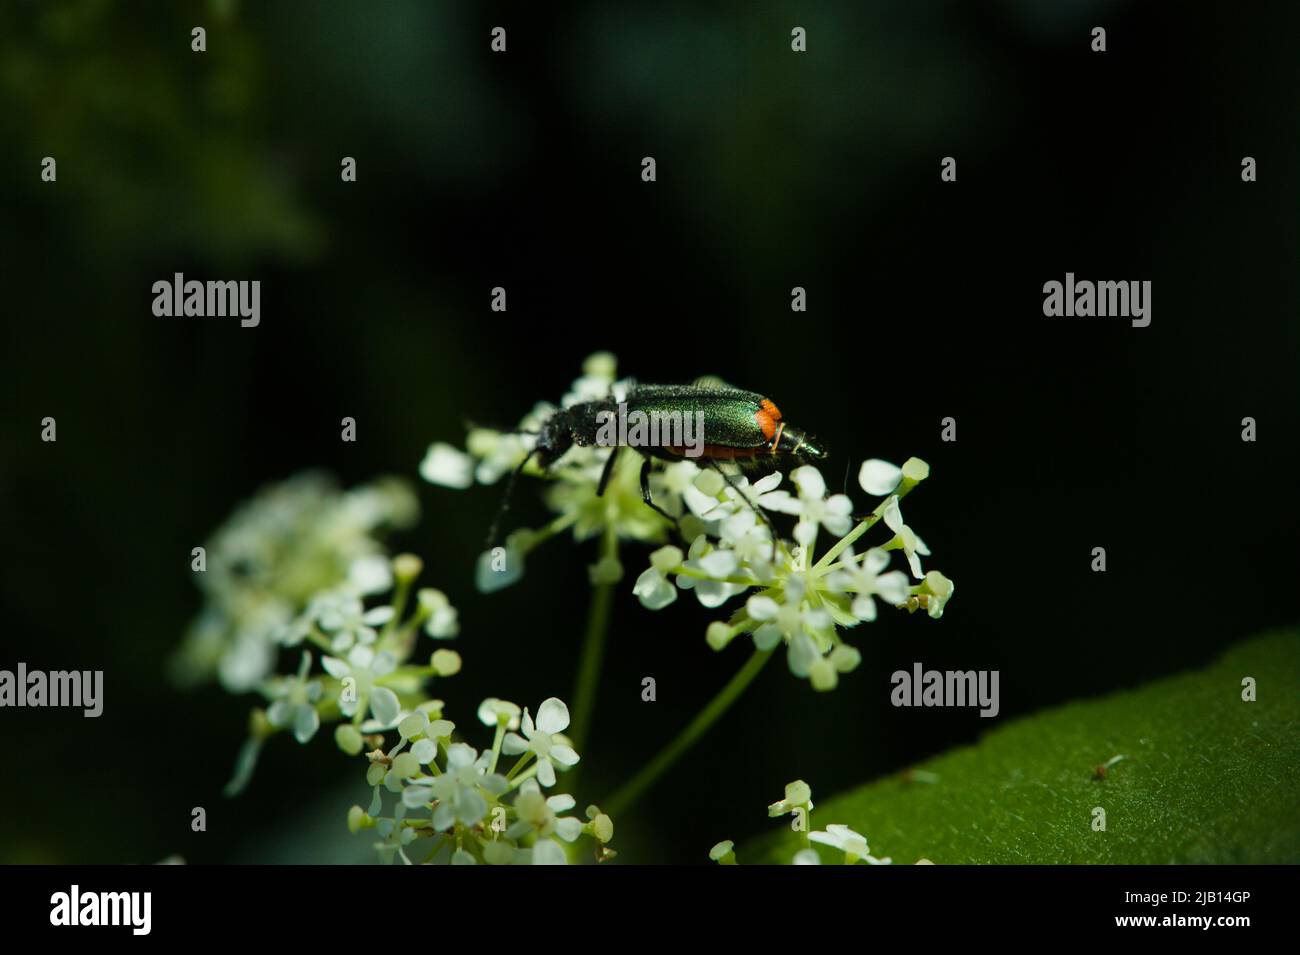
[{"left": 1, "top": 0, "right": 1296, "bottom": 864}]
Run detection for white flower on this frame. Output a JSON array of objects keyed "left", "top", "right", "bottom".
[
  {"left": 466, "top": 428, "right": 534, "bottom": 485},
  {"left": 634, "top": 457, "right": 952, "bottom": 688},
  {"left": 633, "top": 566, "right": 678, "bottom": 609},
  {"left": 859, "top": 459, "right": 903, "bottom": 496},
  {"left": 216, "top": 628, "right": 277, "bottom": 692},
  {"left": 347, "top": 554, "right": 393, "bottom": 595},
  {"left": 313, "top": 591, "right": 393, "bottom": 651},
  {"left": 882, "top": 495, "right": 930, "bottom": 579},
  {"left": 418, "top": 588, "right": 459, "bottom": 638},
  {"left": 658, "top": 460, "right": 704, "bottom": 502},
  {"left": 633, "top": 546, "right": 683, "bottom": 612},
  {"left": 809, "top": 824, "right": 890, "bottom": 863},
  {"left": 419, "top": 442, "right": 476, "bottom": 489},
  {"left": 417, "top": 743, "right": 508, "bottom": 830},
  {"left": 321, "top": 644, "right": 399, "bottom": 724},
  {"left": 529, "top": 840, "right": 568, "bottom": 865},
  {"left": 502, "top": 698, "right": 580, "bottom": 787},
  {"left": 785, "top": 466, "right": 854, "bottom": 546},
  {"left": 716, "top": 509, "right": 776, "bottom": 574},
  {"left": 826, "top": 547, "right": 911, "bottom": 621},
  {"left": 711, "top": 470, "right": 793, "bottom": 518},
  {"left": 477, "top": 697, "right": 522, "bottom": 730},
  {"left": 767, "top": 779, "right": 813, "bottom": 817},
  {"left": 371, "top": 816, "right": 419, "bottom": 865},
  {"left": 174, "top": 473, "right": 417, "bottom": 691},
  {"left": 400, "top": 711, "right": 454, "bottom": 764},
  {"left": 675, "top": 537, "right": 750, "bottom": 608},
  {"left": 561, "top": 351, "right": 624, "bottom": 407},
  {"left": 476, "top": 542, "right": 526, "bottom": 593},
  {"left": 793, "top": 848, "right": 821, "bottom": 865},
  {"left": 507, "top": 779, "right": 585, "bottom": 853},
  {"left": 709, "top": 840, "right": 736, "bottom": 863},
  {"left": 265, "top": 651, "right": 322, "bottom": 743},
  {"left": 923, "top": 570, "right": 955, "bottom": 619},
  {"left": 746, "top": 578, "right": 831, "bottom": 662}
]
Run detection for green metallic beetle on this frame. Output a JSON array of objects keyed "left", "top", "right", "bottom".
[{"left": 489, "top": 381, "right": 827, "bottom": 543}]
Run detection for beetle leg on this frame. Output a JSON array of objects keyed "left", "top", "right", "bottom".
[
  {"left": 596, "top": 445, "right": 621, "bottom": 497},
  {"left": 639, "top": 455, "right": 681, "bottom": 531},
  {"left": 486, "top": 448, "right": 539, "bottom": 549}
]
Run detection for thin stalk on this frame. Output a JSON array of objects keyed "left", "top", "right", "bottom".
[
  {"left": 568, "top": 525, "right": 618, "bottom": 757},
  {"left": 604, "top": 646, "right": 774, "bottom": 817}
]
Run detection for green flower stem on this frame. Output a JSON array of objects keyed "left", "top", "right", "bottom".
[
  {"left": 389, "top": 603, "right": 432, "bottom": 658},
  {"left": 305, "top": 625, "right": 334, "bottom": 653},
  {"left": 568, "top": 525, "right": 618, "bottom": 758},
  {"left": 507, "top": 763, "right": 541, "bottom": 790},
  {"left": 488, "top": 721, "right": 507, "bottom": 774},
  {"left": 605, "top": 645, "right": 775, "bottom": 817},
  {"left": 382, "top": 574, "right": 413, "bottom": 642},
  {"left": 506, "top": 751, "right": 535, "bottom": 781},
  {"left": 374, "top": 664, "right": 436, "bottom": 684},
  {"left": 672, "top": 566, "right": 763, "bottom": 587},
  {"left": 520, "top": 511, "right": 581, "bottom": 556},
  {"left": 814, "top": 477, "right": 922, "bottom": 572}
]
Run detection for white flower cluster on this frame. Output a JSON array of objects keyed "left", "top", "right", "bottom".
[
  {"left": 203, "top": 537, "right": 618, "bottom": 864},
  {"left": 350, "top": 696, "right": 615, "bottom": 865},
  {"left": 173, "top": 472, "right": 418, "bottom": 693},
  {"left": 635, "top": 457, "right": 955, "bottom": 690},
  {"left": 223, "top": 552, "right": 465, "bottom": 796},
  {"left": 710, "top": 780, "right": 895, "bottom": 866}
]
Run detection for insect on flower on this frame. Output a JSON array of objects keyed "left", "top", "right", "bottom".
[{"left": 488, "top": 381, "right": 829, "bottom": 546}]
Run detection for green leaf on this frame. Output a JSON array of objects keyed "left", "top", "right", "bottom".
[{"left": 746, "top": 630, "right": 1300, "bottom": 864}]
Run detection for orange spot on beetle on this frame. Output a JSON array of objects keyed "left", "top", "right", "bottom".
[{"left": 754, "top": 398, "right": 782, "bottom": 440}]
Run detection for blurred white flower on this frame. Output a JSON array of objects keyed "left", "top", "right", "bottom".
[
  {"left": 265, "top": 651, "right": 323, "bottom": 743},
  {"left": 173, "top": 472, "right": 417, "bottom": 692},
  {"left": 321, "top": 644, "right": 399, "bottom": 724},
  {"left": 477, "top": 697, "right": 521, "bottom": 730},
  {"left": 418, "top": 588, "right": 459, "bottom": 639},
  {"left": 419, "top": 442, "right": 476, "bottom": 489}
]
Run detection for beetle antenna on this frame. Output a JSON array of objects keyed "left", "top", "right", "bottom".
[
  {"left": 486, "top": 449, "right": 539, "bottom": 549},
  {"left": 709, "top": 462, "right": 782, "bottom": 560}
]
